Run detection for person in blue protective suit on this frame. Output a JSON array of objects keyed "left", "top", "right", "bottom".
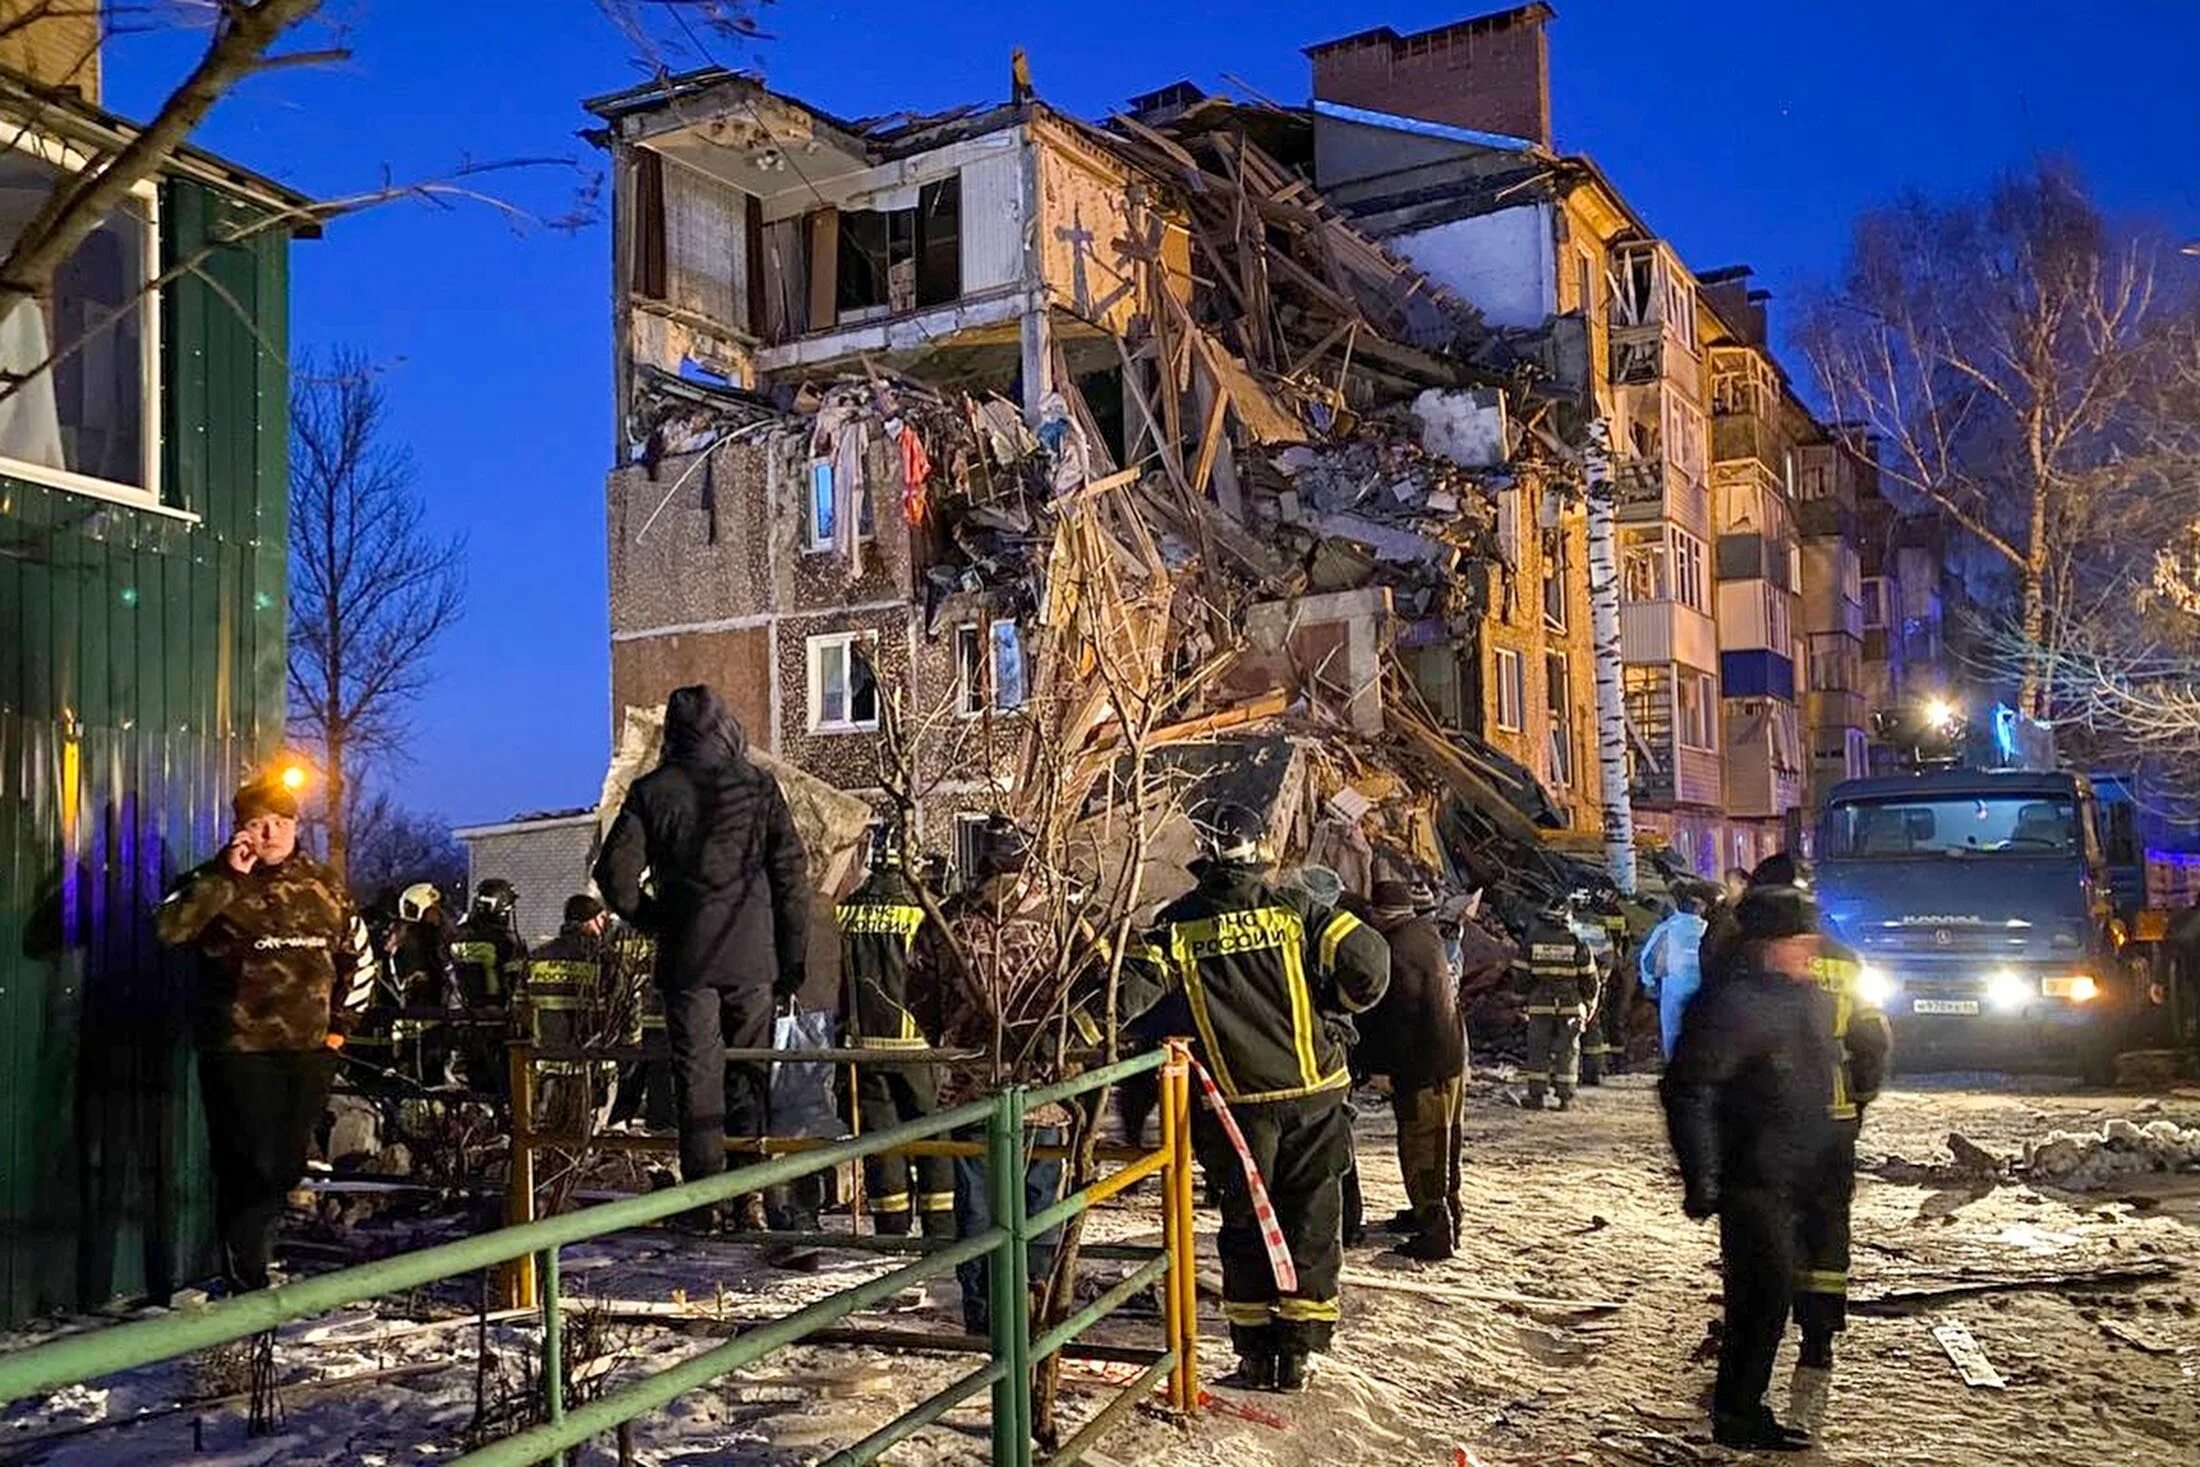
[{"left": 1639, "top": 895, "right": 1709, "bottom": 1059}]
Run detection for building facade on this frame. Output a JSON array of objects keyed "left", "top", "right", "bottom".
[{"left": 0, "top": 31, "right": 311, "bottom": 1321}]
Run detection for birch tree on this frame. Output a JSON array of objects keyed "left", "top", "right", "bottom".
[
  {"left": 1582, "top": 416, "right": 1636, "bottom": 894},
  {"left": 1800, "top": 163, "right": 2178, "bottom": 718}
]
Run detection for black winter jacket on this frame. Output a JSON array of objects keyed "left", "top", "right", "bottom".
[
  {"left": 1660, "top": 964, "right": 1842, "bottom": 1204},
  {"left": 1356, "top": 912, "right": 1463, "bottom": 1089},
  {"left": 594, "top": 688, "right": 809, "bottom": 996}
]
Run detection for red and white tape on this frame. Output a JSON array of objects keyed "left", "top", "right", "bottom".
[{"left": 1187, "top": 1057, "right": 1299, "bottom": 1293}]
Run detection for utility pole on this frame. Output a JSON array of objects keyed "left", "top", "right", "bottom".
[{"left": 1583, "top": 417, "right": 1638, "bottom": 895}]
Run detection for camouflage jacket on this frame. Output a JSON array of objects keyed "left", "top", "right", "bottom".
[{"left": 156, "top": 853, "right": 366, "bottom": 1052}]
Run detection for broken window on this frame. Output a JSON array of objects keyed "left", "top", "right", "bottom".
[
  {"left": 807, "top": 632, "right": 880, "bottom": 732},
  {"left": 953, "top": 813, "right": 990, "bottom": 892},
  {"left": 1622, "top": 534, "right": 1668, "bottom": 603},
  {"left": 955, "top": 624, "right": 985, "bottom": 716},
  {"left": 1546, "top": 652, "right": 1575, "bottom": 788},
  {"left": 805, "top": 456, "right": 876, "bottom": 553},
  {"left": 990, "top": 619, "right": 1027, "bottom": 711},
  {"left": 1494, "top": 647, "right": 1525, "bottom": 733},
  {"left": 1679, "top": 670, "right": 1717, "bottom": 751},
  {"left": 1672, "top": 530, "right": 1708, "bottom": 613},
  {"left": 1540, "top": 527, "right": 1568, "bottom": 631},
  {"left": 0, "top": 141, "right": 158, "bottom": 500},
  {"left": 631, "top": 148, "right": 667, "bottom": 300},
  {"left": 834, "top": 176, "right": 962, "bottom": 317}
]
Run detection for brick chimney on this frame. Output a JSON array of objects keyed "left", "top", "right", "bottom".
[
  {"left": 0, "top": 0, "right": 101, "bottom": 104},
  {"left": 1306, "top": 4, "right": 1553, "bottom": 148}
]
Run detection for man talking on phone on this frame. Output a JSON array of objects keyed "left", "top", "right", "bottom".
[{"left": 157, "top": 770, "right": 367, "bottom": 1292}]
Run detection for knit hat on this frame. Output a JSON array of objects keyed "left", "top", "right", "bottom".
[
  {"left": 1735, "top": 885, "right": 1820, "bottom": 941},
  {"left": 233, "top": 774, "right": 300, "bottom": 824},
  {"left": 563, "top": 893, "right": 606, "bottom": 925},
  {"left": 1749, "top": 851, "right": 1802, "bottom": 889},
  {"left": 1370, "top": 880, "right": 1417, "bottom": 917}
]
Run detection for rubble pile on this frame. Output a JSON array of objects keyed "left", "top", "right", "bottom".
[{"left": 2024, "top": 1119, "right": 2200, "bottom": 1191}]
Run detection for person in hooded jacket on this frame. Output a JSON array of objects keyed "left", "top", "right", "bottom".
[
  {"left": 595, "top": 685, "right": 810, "bottom": 1204},
  {"left": 1356, "top": 880, "right": 1465, "bottom": 1261},
  {"left": 1659, "top": 884, "right": 1840, "bottom": 1452},
  {"left": 1639, "top": 894, "right": 1709, "bottom": 1058}
]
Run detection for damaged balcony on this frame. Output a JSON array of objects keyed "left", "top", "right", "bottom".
[
  {"left": 589, "top": 70, "right": 1195, "bottom": 447},
  {"left": 1606, "top": 239, "right": 1700, "bottom": 400},
  {"left": 1723, "top": 697, "right": 1804, "bottom": 820}
]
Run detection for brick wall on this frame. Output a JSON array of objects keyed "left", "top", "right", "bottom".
[
  {"left": 1309, "top": 6, "right": 1552, "bottom": 148},
  {"left": 0, "top": 2, "right": 99, "bottom": 101}
]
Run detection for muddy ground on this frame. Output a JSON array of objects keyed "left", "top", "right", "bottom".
[{"left": 5, "top": 1072, "right": 2198, "bottom": 1465}]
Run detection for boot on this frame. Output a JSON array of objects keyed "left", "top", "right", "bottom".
[
  {"left": 1798, "top": 1331, "right": 1836, "bottom": 1370},
  {"left": 669, "top": 1202, "right": 724, "bottom": 1236},
  {"left": 1379, "top": 1209, "right": 1419, "bottom": 1235},
  {"left": 736, "top": 1193, "right": 769, "bottom": 1233},
  {"left": 1712, "top": 1407, "right": 1811, "bottom": 1452},
  {"left": 1268, "top": 1350, "right": 1311, "bottom": 1393},
  {"left": 1554, "top": 1089, "right": 1575, "bottom": 1112},
  {"left": 872, "top": 1209, "right": 914, "bottom": 1237},
  {"left": 1398, "top": 1228, "right": 1455, "bottom": 1263},
  {"left": 1226, "top": 1353, "right": 1275, "bottom": 1391},
  {"left": 1523, "top": 1086, "right": 1547, "bottom": 1111}
]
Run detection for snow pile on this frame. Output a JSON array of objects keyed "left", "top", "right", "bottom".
[{"left": 2023, "top": 1118, "right": 2200, "bottom": 1191}]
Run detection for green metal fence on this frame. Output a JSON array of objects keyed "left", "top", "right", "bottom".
[{"left": 0, "top": 1047, "right": 1197, "bottom": 1467}]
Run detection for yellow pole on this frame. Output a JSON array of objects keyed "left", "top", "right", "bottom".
[
  {"left": 1161, "top": 1040, "right": 1198, "bottom": 1411},
  {"left": 502, "top": 1042, "right": 539, "bottom": 1309}
]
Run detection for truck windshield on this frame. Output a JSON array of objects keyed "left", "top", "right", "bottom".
[{"left": 1818, "top": 793, "right": 2080, "bottom": 859}]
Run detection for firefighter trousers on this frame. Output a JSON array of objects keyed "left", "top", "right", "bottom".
[
  {"left": 1715, "top": 1184, "right": 1797, "bottom": 1422},
  {"left": 1194, "top": 1092, "right": 1352, "bottom": 1359},
  {"left": 1794, "top": 1127, "right": 1858, "bottom": 1346},
  {"left": 663, "top": 980, "right": 773, "bottom": 1184},
  {"left": 1392, "top": 1074, "right": 1464, "bottom": 1240},
  {"left": 1586, "top": 965, "right": 1637, "bottom": 1077},
  {"left": 856, "top": 1061, "right": 955, "bottom": 1223},
  {"left": 1522, "top": 1008, "right": 1583, "bottom": 1100}
]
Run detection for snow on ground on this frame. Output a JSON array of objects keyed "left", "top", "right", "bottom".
[{"left": 6, "top": 1074, "right": 2200, "bottom": 1465}]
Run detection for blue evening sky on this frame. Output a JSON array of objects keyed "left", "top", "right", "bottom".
[{"left": 104, "top": 1, "right": 2200, "bottom": 828}]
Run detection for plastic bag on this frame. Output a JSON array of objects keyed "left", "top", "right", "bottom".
[{"left": 771, "top": 1003, "right": 843, "bottom": 1140}]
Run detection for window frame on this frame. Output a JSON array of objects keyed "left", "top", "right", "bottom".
[
  {"left": 1671, "top": 529, "right": 1708, "bottom": 613},
  {"left": 0, "top": 130, "right": 164, "bottom": 512},
  {"left": 1540, "top": 525, "right": 1568, "bottom": 632},
  {"left": 954, "top": 623, "right": 985, "bottom": 718},
  {"left": 1493, "top": 646, "right": 1525, "bottom": 733},
  {"left": 1545, "top": 650, "right": 1575, "bottom": 788},
  {"left": 1678, "top": 670, "right": 1717, "bottom": 751},
  {"left": 806, "top": 630, "right": 881, "bottom": 734}
]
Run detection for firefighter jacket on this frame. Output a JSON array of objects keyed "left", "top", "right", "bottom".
[
  {"left": 524, "top": 923, "right": 610, "bottom": 1047},
  {"left": 1513, "top": 918, "right": 1599, "bottom": 1020},
  {"left": 838, "top": 867, "right": 933, "bottom": 1049},
  {"left": 1661, "top": 958, "right": 1843, "bottom": 1204},
  {"left": 452, "top": 916, "right": 528, "bottom": 1007},
  {"left": 1810, "top": 935, "right": 1893, "bottom": 1123},
  {"left": 1130, "top": 862, "right": 1390, "bottom": 1107},
  {"left": 157, "top": 852, "right": 368, "bottom": 1053}
]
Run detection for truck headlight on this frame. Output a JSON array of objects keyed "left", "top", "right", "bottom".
[
  {"left": 1986, "top": 970, "right": 2033, "bottom": 1011},
  {"left": 1855, "top": 964, "right": 1893, "bottom": 1007}
]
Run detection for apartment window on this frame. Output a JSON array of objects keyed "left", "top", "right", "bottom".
[
  {"left": 1575, "top": 250, "right": 1595, "bottom": 318},
  {"left": 1861, "top": 577, "right": 1888, "bottom": 629},
  {"left": 1672, "top": 530, "right": 1708, "bottom": 613},
  {"left": 1678, "top": 670, "right": 1716, "bottom": 751},
  {"left": 1767, "top": 586, "right": 1792, "bottom": 653},
  {"left": 1666, "top": 268, "right": 1697, "bottom": 351},
  {"left": 1494, "top": 648, "right": 1525, "bottom": 733},
  {"left": 1846, "top": 728, "right": 1869, "bottom": 779},
  {"left": 1541, "top": 527, "right": 1568, "bottom": 631},
  {"left": 990, "top": 620, "right": 1028, "bottom": 711},
  {"left": 1546, "top": 652, "right": 1575, "bottom": 788},
  {"left": 1667, "top": 394, "right": 1706, "bottom": 481},
  {"left": 0, "top": 138, "right": 160, "bottom": 505},
  {"left": 835, "top": 175, "right": 962, "bottom": 317},
  {"left": 1622, "top": 534, "right": 1667, "bottom": 603},
  {"left": 1496, "top": 487, "right": 1521, "bottom": 568},
  {"left": 807, "top": 632, "right": 880, "bottom": 732},
  {"left": 806, "top": 455, "right": 877, "bottom": 553},
  {"left": 955, "top": 624, "right": 985, "bottom": 716}
]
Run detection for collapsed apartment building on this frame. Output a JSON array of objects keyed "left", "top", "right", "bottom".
[{"left": 581, "top": 4, "right": 1903, "bottom": 933}]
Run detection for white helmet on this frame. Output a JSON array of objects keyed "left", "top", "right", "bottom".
[{"left": 398, "top": 882, "right": 442, "bottom": 923}]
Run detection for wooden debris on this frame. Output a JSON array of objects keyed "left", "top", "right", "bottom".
[
  {"left": 2099, "top": 1318, "right": 2182, "bottom": 1355},
  {"left": 1852, "top": 1261, "right": 2176, "bottom": 1315},
  {"left": 1929, "top": 1320, "right": 2005, "bottom": 1389}
]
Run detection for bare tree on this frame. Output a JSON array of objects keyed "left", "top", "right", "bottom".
[
  {"left": 345, "top": 786, "right": 467, "bottom": 901},
  {"left": 288, "top": 348, "right": 464, "bottom": 885},
  {"left": 1800, "top": 163, "right": 2185, "bottom": 716}
]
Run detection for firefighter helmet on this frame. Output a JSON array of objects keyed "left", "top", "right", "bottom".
[
  {"left": 1196, "top": 803, "right": 1266, "bottom": 865},
  {"left": 472, "top": 878, "right": 518, "bottom": 921},
  {"left": 398, "top": 882, "right": 442, "bottom": 923}
]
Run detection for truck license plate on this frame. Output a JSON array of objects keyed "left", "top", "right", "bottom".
[{"left": 1913, "top": 999, "right": 1980, "bottom": 1016}]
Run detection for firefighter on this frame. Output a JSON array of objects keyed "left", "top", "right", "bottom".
[
  {"left": 1513, "top": 894, "right": 1598, "bottom": 1111},
  {"left": 1128, "top": 805, "right": 1390, "bottom": 1392},
  {"left": 1659, "top": 885, "right": 1839, "bottom": 1452},
  {"left": 383, "top": 882, "right": 456, "bottom": 1087},
  {"left": 523, "top": 894, "right": 617, "bottom": 1136},
  {"left": 1583, "top": 897, "right": 1637, "bottom": 1079},
  {"left": 452, "top": 878, "right": 528, "bottom": 1096},
  {"left": 838, "top": 825, "right": 956, "bottom": 1237},
  {"left": 1793, "top": 919, "right": 1893, "bottom": 1373},
  {"left": 155, "top": 772, "right": 370, "bottom": 1291},
  {"left": 1356, "top": 881, "right": 1464, "bottom": 1261}
]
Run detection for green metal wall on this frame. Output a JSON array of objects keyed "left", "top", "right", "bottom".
[{"left": 0, "top": 179, "right": 291, "bottom": 1323}]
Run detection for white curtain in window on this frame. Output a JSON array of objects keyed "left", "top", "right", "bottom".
[{"left": 0, "top": 297, "right": 62, "bottom": 470}]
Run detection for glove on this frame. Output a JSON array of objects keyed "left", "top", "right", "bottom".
[
  {"left": 1682, "top": 1184, "right": 1719, "bottom": 1221},
  {"left": 772, "top": 967, "right": 805, "bottom": 1002},
  {"left": 323, "top": 1032, "right": 346, "bottom": 1051}
]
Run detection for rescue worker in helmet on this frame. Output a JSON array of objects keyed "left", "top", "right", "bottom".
[
  {"left": 386, "top": 881, "right": 457, "bottom": 1088},
  {"left": 523, "top": 894, "right": 617, "bottom": 1135},
  {"left": 452, "top": 878, "right": 528, "bottom": 1096},
  {"left": 1126, "top": 803, "right": 1390, "bottom": 1393},
  {"left": 1512, "top": 892, "right": 1599, "bottom": 1110},
  {"left": 1581, "top": 892, "right": 1636, "bottom": 1083},
  {"left": 837, "top": 822, "right": 956, "bottom": 1237}
]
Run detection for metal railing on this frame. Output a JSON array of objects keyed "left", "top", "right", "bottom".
[{"left": 0, "top": 1042, "right": 1202, "bottom": 1467}]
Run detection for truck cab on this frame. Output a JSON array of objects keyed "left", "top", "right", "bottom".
[{"left": 1814, "top": 769, "right": 2129, "bottom": 1078}]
